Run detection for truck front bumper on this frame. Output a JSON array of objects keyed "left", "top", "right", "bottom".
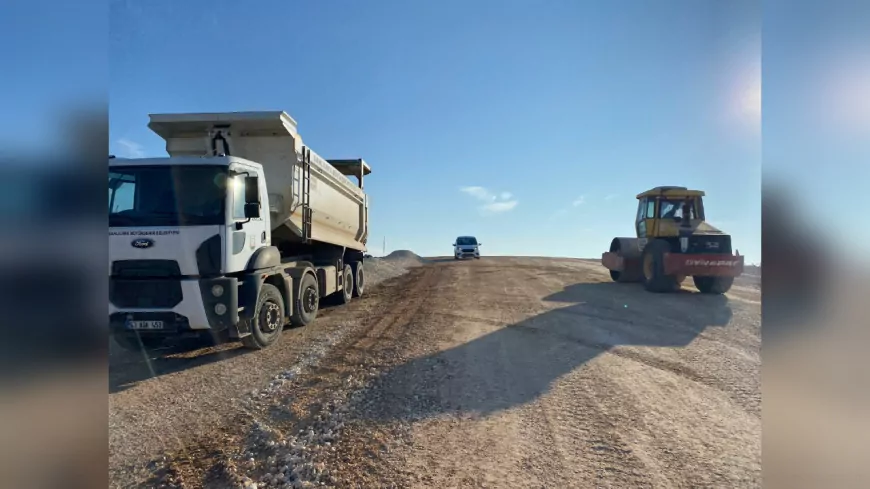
[{"left": 108, "top": 277, "right": 239, "bottom": 336}]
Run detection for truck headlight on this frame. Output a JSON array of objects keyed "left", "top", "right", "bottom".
[
  {"left": 211, "top": 284, "right": 224, "bottom": 297},
  {"left": 214, "top": 303, "right": 227, "bottom": 315}
]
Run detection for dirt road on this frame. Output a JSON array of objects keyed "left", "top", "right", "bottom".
[{"left": 109, "top": 257, "right": 760, "bottom": 488}]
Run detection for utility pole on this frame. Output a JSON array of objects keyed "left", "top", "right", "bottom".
[{"left": 382, "top": 236, "right": 386, "bottom": 256}]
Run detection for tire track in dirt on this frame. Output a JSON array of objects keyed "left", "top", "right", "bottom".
[{"left": 346, "top": 266, "right": 442, "bottom": 352}]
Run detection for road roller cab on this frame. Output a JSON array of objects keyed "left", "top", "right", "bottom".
[{"left": 601, "top": 187, "right": 744, "bottom": 294}]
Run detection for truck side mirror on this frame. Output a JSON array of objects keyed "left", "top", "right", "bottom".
[
  {"left": 244, "top": 176, "right": 259, "bottom": 204},
  {"left": 452, "top": 243, "right": 456, "bottom": 246},
  {"left": 244, "top": 203, "right": 260, "bottom": 219},
  {"left": 243, "top": 176, "right": 260, "bottom": 218}
]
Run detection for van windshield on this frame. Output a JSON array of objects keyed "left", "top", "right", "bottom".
[{"left": 456, "top": 237, "right": 478, "bottom": 246}]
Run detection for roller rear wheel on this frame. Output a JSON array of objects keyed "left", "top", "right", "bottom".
[
  {"left": 693, "top": 276, "right": 734, "bottom": 294},
  {"left": 641, "top": 240, "right": 681, "bottom": 293}
]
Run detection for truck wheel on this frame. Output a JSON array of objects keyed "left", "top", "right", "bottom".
[
  {"left": 290, "top": 273, "right": 319, "bottom": 327},
  {"left": 241, "top": 283, "right": 284, "bottom": 350},
  {"left": 336, "top": 264, "right": 353, "bottom": 304},
  {"left": 693, "top": 276, "right": 734, "bottom": 294},
  {"left": 351, "top": 261, "right": 365, "bottom": 298},
  {"left": 641, "top": 240, "right": 680, "bottom": 293},
  {"left": 113, "top": 334, "right": 163, "bottom": 352}
]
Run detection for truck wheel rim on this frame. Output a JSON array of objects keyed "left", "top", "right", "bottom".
[
  {"left": 303, "top": 286, "right": 318, "bottom": 313},
  {"left": 345, "top": 271, "right": 353, "bottom": 296},
  {"left": 357, "top": 267, "right": 365, "bottom": 290},
  {"left": 261, "top": 301, "right": 281, "bottom": 333}
]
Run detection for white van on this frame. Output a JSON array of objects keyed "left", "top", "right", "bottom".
[{"left": 453, "top": 236, "right": 481, "bottom": 260}]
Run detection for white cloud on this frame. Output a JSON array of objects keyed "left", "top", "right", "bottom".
[
  {"left": 572, "top": 196, "right": 586, "bottom": 206},
  {"left": 460, "top": 186, "right": 518, "bottom": 214},
  {"left": 482, "top": 201, "right": 518, "bottom": 213},
  {"left": 116, "top": 138, "right": 145, "bottom": 158}
]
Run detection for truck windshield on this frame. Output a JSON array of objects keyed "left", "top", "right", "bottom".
[
  {"left": 456, "top": 237, "right": 478, "bottom": 246},
  {"left": 108, "top": 165, "right": 228, "bottom": 227}
]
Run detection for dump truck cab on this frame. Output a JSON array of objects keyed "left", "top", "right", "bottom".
[
  {"left": 603, "top": 186, "right": 743, "bottom": 294},
  {"left": 108, "top": 111, "right": 372, "bottom": 352}
]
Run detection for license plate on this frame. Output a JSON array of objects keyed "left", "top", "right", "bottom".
[{"left": 127, "top": 320, "right": 164, "bottom": 330}]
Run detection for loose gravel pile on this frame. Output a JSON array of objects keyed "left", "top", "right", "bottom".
[{"left": 363, "top": 253, "right": 424, "bottom": 286}]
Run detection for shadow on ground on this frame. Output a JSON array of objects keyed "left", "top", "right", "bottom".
[
  {"left": 360, "top": 281, "right": 733, "bottom": 421},
  {"left": 108, "top": 299, "right": 346, "bottom": 394}
]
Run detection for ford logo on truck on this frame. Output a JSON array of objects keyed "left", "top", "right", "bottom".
[{"left": 131, "top": 238, "right": 154, "bottom": 249}]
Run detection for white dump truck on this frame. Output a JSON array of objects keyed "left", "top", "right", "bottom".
[{"left": 108, "top": 111, "right": 371, "bottom": 350}]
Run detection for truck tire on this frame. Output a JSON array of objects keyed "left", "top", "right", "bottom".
[
  {"left": 336, "top": 264, "right": 353, "bottom": 304},
  {"left": 240, "top": 283, "right": 284, "bottom": 350},
  {"left": 351, "top": 261, "right": 365, "bottom": 298},
  {"left": 290, "top": 272, "right": 319, "bottom": 327},
  {"left": 693, "top": 276, "right": 734, "bottom": 294},
  {"left": 641, "top": 239, "right": 680, "bottom": 293},
  {"left": 113, "top": 333, "right": 163, "bottom": 352}
]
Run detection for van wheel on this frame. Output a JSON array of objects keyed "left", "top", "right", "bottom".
[
  {"left": 352, "top": 262, "right": 365, "bottom": 297},
  {"left": 290, "top": 273, "right": 319, "bottom": 326},
  {"left": 241, "top": 284, "right": 284, "bottom": 350}
]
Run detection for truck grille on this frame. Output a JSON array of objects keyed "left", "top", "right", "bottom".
[
  {"left": 110, "top": 260, "right": 183, "bottom": 308},
  {"left": 110, "top": 279, "right": 183, "bottom": 308},
  {"left": 112, "top": 259, "right": 181, "bottom": 277}
]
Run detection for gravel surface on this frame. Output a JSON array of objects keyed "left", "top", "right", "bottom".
[
  {"left": 109, "top": 256, "right": 760, "bottom": 488},
  {"left": 108, "top": 257, "right": 415, "bottom": 488}
]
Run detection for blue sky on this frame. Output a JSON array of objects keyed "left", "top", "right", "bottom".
[{"left": 108, "top": 0, "right": 762, "bottom": 261}]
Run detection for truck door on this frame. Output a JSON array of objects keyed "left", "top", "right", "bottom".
[{"left": 226, "top": 164, "right": 269, "bottom": 273}]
